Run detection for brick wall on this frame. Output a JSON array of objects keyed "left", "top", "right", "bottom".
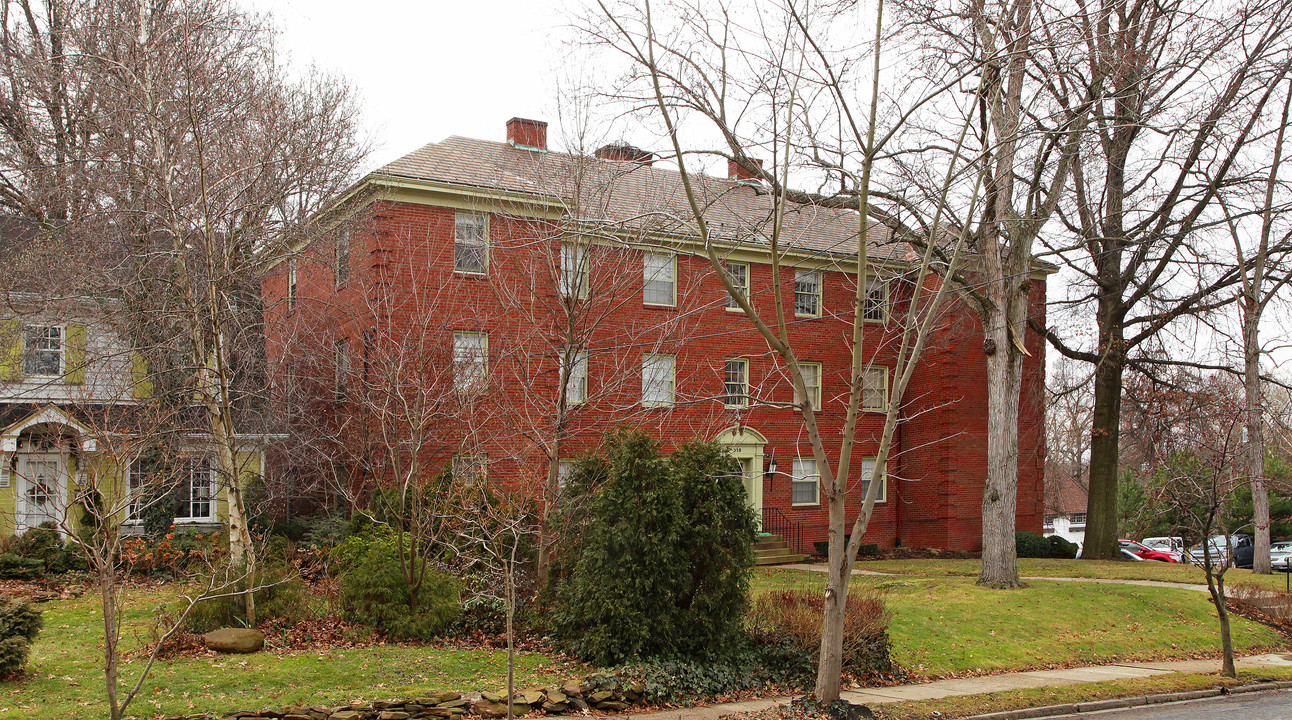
[{"left": 262, "top": 198, "right": 1047, "bottom": 552}]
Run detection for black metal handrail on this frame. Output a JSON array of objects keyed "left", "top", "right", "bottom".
[{"left": 762, "top": 507, "right": 804, "bottom": 554}]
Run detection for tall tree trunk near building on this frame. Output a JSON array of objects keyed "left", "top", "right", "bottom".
[
  {"left": 980, "top": 321, "right": 1022, "bottom": 587},
  {"left": 1083, "top": 337, "right": 1124, "bottom": 561}
]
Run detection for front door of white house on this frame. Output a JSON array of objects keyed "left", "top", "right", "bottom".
[{"left": 16, "top": 454, "right": 65, "bottom": 533}]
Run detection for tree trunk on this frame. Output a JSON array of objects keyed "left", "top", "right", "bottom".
[
  {"left": 1245, "top": 316, "right": 1270, "bottom": 574},
  {"left": 1207, "top": 572, "right": 1236, "bottom": 678},
  {"left": 1083, "top": 331, "right": 1124, "bottom": 560},
  {"left": 979, "top": 312, "right": 1023, "bottom": 588},
  {"left": 101, "top": 562, "right": 123, "bottom": 720},
  {"left": 813, "top": 519, "right": 852, "bottom": 702}
]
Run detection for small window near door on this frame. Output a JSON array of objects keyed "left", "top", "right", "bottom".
[{"left": 792, "top": 457, "right": 819, "bottom": 506}]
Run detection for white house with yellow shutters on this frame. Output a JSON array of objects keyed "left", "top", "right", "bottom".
[{"left": 0, "top": 295, "right": 260, "bottom": 538}]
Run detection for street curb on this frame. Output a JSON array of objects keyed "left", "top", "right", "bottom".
[{"left": 960, "top": 681, "right": 1292, "bottom": 720}]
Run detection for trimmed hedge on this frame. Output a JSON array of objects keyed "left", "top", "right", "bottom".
[{"left": 0, "top": 597, "right": 42, "bottom": 677}]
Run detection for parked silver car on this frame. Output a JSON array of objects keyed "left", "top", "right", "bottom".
[{"left": 1270, "top": 541, "right": 1292, "bottom": 572}]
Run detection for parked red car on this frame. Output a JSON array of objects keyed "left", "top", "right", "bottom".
[{"left": 1119, "top": 539, "right": 1182, "bottom": 563}]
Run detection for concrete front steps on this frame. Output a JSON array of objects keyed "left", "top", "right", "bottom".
[{"left": 753, "top": 533, "right": 808, "bottom": 566}]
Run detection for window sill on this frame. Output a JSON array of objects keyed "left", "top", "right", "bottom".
[
  {"left": 643, "top": 302, "right": 678, "bottom": 309},
  {"left": 453, "top": 269, "right": 489, "bottom": 278},
  {"left": 641, "top": 402, "right": 674, "bottom": 409},
  {"left": 794, "top": 313, "right": 822, "bottom": 319},
  {"left": 791, "top": 502, "right": 819, "bottom": 508}
]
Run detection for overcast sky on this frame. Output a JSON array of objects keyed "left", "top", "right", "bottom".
[{"left": 238, "top": 0, "right": 572, "bottom": 172}]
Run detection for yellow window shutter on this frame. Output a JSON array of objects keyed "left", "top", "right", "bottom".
[
  {"left": 132, "top": 352, "right": 155, "bottom": 399},
  {"left": 65, "top": 323, "right": 87, "bottom": 384},
  {"left": 0, "top": 320, "right": 22, "bottom": 382}
]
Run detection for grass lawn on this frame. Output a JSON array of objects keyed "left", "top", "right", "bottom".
[
  {"left": 7, "top": 589, "right": 582, "bottom": 720},
  {"left": 753, "top": 568, "right": 1287, "bottom": 678},
  {"left": 851, "top": 557, "right": 1292, "bottom": 593}
]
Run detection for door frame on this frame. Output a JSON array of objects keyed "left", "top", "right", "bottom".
[
  {"left": 14, "top": 451, "right": 67, "bottom": 534},
  {"left": 713, "top": 425, "right": 767, "bottom": 527}
]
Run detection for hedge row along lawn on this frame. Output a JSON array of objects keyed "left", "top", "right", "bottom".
[
  {"left": 7, "top": 562, "right": 1287, "bottom": 720},
  {"left": 752, "top": 568, "right": 1286, "bottom": 677}
]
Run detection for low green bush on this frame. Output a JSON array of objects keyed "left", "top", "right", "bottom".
[
  {"left": 812, "top": 538, "right": 879, "bottom": 558},
  {"left": 1047, "top": 535, "right": 1079, "bottom": 559},
  {"left": 746, "top": 588, "right": 895, "bottom": 680},
  {"left": 0, "top": 597, "right": 42, "bottom": 677},
  {"left": 1015, "top": 531, "right": 1051, "bottom": 559},
  {"left": 0, "top": 523, "right": 84, "bottom": 574},
  {"left": 337, "top": 529, "right": 460, "bottom": 640},
  {"left": 0, "top": 554, "right": 43, "bottom": 580}
]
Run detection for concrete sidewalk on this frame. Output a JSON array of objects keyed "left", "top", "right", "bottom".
[{"left": 616, "top": 653, "right": 1292, "bottom": 720}]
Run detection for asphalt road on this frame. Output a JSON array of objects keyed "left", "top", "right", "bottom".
[{"left": 1045, "top": 690, "right": 1292, "bottom": 719}]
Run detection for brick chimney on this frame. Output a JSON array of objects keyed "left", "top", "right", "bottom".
[
  {"left": 506, "top": 118, "right": 548, "bottom": 151},
  {"left": 595, "top": 143, "right": 654, "bottom": 165},
  {"left": 728, "top": 158, "right": 764, "bottom": 184}
]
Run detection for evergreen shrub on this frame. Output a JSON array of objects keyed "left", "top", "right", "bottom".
[
  {"left": 336, "top": 528, "right": 461, "bottom": 640},
  {"left": 0, "top": 597, "right": 42, "bottom": 676},
  {"left": 1015, "top": 531, "right": 1051, "bottom": 558},
  {"left": 549, "top": 429, "right": 757, "bottom": 665}
]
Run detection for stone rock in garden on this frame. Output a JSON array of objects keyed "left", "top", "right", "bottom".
[
  {"left": 472, "top": 700, "right": 508, "bottom": 718},
  {"left": 373, "top": 702, "right": 396, "bottom": 710},
  {"left": 282, "top": 715, "right": 313, "bottom": 720},
  {"left": 545, "top": 691, "right": 567, "bottom": 705},
  {"left": 541, "top": 701, "right": 569, "bottom": 713},
  {"left": 441, "top": 709, "right": 466, "bottom": 716},
  {"left": 627, "top": 682, "right": 644, "bottom": 695},
  {"left": 421, "top": 709, "right": 454, "bottom": 718},
  {"left": 203, "top": 628, "right": 265, "bottom": 654},
  {"left": 436, "top": 692, "right": 462, "bottom": 703},
  {"left": 402, "top": 704, "right": 424, "bottom": 712},
  {"left": 328, "top": 712, "right": 362, "bottom": 720},
  {"left": 570, "top": 698, "right": 590, "bottom": 712},
  {"left": 480, "top": 692, "right": 506, "bottom": 703},
  {"left": 597, "top": 701, "right": 629, "bottom": 712},
  {"left": 518, "top": 689, "right": 544, "bottom": 705},
  {"left": 435, "top": 698, "right": 468, "bottom": 710},
  {"left": 560, "top": 682, "right": 582, "bottom": 697},
  {"left": 377, "top": 712, "right": 410, "bottom": 720},
  {"left": 587, "top": 690, "right": 613, "bottom": 704}
]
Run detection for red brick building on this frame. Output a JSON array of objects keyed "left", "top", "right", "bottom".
[{"left": 262, "top": 117, "right": 1048, "bottom": 552}]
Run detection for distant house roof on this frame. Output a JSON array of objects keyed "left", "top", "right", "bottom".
[{"left": 370, "top": 136, "right": 913, "bottom": 264}]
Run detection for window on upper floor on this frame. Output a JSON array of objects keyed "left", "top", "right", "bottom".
[
  {"left": 861, "top": 457, "right": 886, "bottom": 502},
  {"left": 795, "top": 362, "right": 822, "bottom": 411},
  {"left": 334, "top": 228, "right": 351, "bottom": 287},
  {"left": 23, "top": 326, "right": 62, "bottom": 377},
  {"left": 641, "top": 353, "right": 675, "bottom": 407},
  {"left": 643, "top": 252, "right": 676, "bottom": 306},
  {"left": 560, "top": 241, "right": 590, "bottom": 299},
  {"left": 563, "top": 348, "right": 588, "bottom": 407},
  {"left": 864, "top": 276, "right": 887, "bottom": 321},
  {"left": 723, "top": 358, "right": 748, "bottom": 408},
  {"left": 453, "top": 331, "right": 488, "bottom": 394},
  {"left": 452, "top": 453, "right": 488, "bottom": 484},
  {"left": 287, "top": 258, "right": 298, "bottom": 312},
  {"left": 455, "top": 212, "right": 489, "bottom": 275},
  {"left": 795, "top": 269, "right": 821, "bottom": 317},
  {"left": 724, "top": 261, "right": 749, "bottom": 310},
  {"left": 792, "top": 457, "right": 820, "bottom": 506},
  {"left": 333, "top": 337, "right": 349, "bottom": 401},
  {"left": 862, "top": 366, "right": 888, "bottom": 412}
]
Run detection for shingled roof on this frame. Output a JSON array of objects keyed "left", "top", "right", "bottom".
[{"left": 374, "top": 136, "right": 913, "bottom": 264}]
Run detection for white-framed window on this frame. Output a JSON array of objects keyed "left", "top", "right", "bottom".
[
  {"left": 723, "top": 358, "right": 748, "bottom": 407},
  {"left": 333, "top": 337, "right": 349, "bottom": 401},
  {"left": 864, "top": 276, "right": 887, "bottom": 321},
  {"left": 794, "top": 270, "right": 821, "bottom": 317},
  {"left": 23, "top": 325, "right": 62, "bottom": 376},
  {"left": 861, "top": 457, "right": 887, "bottom": 502},
  {"left": 560, "top": 242, "right": 590, "bottom": 299},
  {"left": 175, "top": 457, "right": 216, "bottom": 521},
  {"left": 454, "top": 211, "right": 489, "bottom": 274},
  {"left": 130, "top": 456, "right": 217, "bottom": 523},
  {"left": 453, "top": 331, "right": 488, "bottom": 394},
  {"left": 557, "top": 459, "right": 576, "bottom": 490},
  {"left": 287, "top": 258, "right": 298, "bottom": 312},
  {"left": 862, "top": 366, "right": 888, "bottom": 412},
  {"left": 563, "top": 348, "right": 588, "bottom": 406},
  {"left": 452, "top": 453, "right": 488, "bottom": 484},
  {"left": 795, "top": 362, "right": 822, "bottom": 411},
  {"left": 641, "top": 353, "right": 676, "bottom": 407},
  {"left": 724, "top": 261, "right": 749, "bottom": 310},
  {"left": 643, "top": 252, "right": 676, "bottom": 306},
  {"left": 334, "top": 228, "right": 350, "bottom": 287},
  {"left": 792, "top": 457, "right": 820, "bottom": 506}
]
